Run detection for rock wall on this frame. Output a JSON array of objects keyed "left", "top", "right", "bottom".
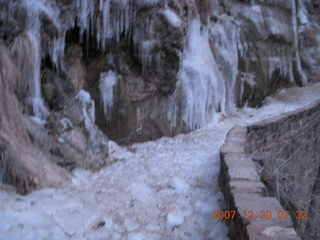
[{"left": 219, "top": 100, "right": 320, "bottom": 239}]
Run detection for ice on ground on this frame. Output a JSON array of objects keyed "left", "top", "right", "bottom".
[
  {"left": 171, "top": 177, "right": 189, "bottom": 193},
  {"left": 0, "top": 82, "right": 320, "bottom": 240},
  {"left": 167, "top": 211, "right": 184, "bottom": 227},
  {"left": 124, "top": 219, "right": 139, "bottom": 232},
  {"left": 127, "top": 232, "right": 148, "bottom": 240}
]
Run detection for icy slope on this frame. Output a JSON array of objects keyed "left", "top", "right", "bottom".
[{"left": 1, "top": 82, "right": 320, "bottom": 240}]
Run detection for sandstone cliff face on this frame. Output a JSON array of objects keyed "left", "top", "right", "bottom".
[{"left": 0, "top": 0, "right": 319, "bottom": 191}]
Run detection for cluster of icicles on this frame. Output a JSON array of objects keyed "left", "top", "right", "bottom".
[
  {"left": 8, "top": 0, "right": 308, "bottom": 134},
  {"left": 13, "top": 0, "right": 159, "bottom": 121},
  {"left": 11, "top": 0, "right": 245, "bottom": 132}
]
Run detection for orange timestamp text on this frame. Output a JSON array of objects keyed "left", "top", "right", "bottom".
[{"left": 212, "top": 210, "right": 308, "bottom": 220}]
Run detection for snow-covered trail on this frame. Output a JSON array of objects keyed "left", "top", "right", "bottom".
[
  {"left": 1, "top": 82, "right": 320, "bottom": 240},
  {"left": 0, "top": 123, "right": 232, "bottom": 240}
]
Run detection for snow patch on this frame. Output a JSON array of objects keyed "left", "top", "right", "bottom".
[
  {"left": 262, "top": 226, "right": 298, "bottom": 238},
  {"left": 209, "top": 221, "right": 229, "bottom": 240},
  {"left": 171, "top": 177, "right": 189, "bottom": 192},
  {"left": 124, "top": 219, "right": 139, "bottom": 231},
  {"left": 146, "top": 221, "right": 161, "bottom": 232},
  {"left": 127, "top": 232, "right": 148, "bottom": 240},
  {"left": 167, "top": 211, "right": 185, "bottom": 227}
]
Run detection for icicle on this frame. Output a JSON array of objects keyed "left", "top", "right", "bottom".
[
  {"left": 167, "top": 95, "right": 178, "bottom": 133},
  {"left": 268, "top": 57, "right": 288, "bottom": 78},
  {"left": 76, "top": 0, "right": 132, "bottom": 50},
  {"left": 291, "top": 0, "right": 308, "bottom": 85},
  {"left": 98, "top": 0, "right": 111, "bottom": 50},
  {"left": 78, "top": 0, "right": 88, "bottom": 42},
  {"left": 172, "top": 17, "right": 226, "bottom": 130},
  {"left": 209, "top": 18, "right": 242, "bottom": 114},
  {"left": 140, "top": 39, "right": 161, "bottom": 76},
  {"left": 297, "top": 0, "right": 309, "bottom": 26},
  {"left": 76, "top": 90, "right": 97, "bottom": 149},
  {"left": 51, "top": 31, "right": 66, "bottom": 69},
  {"left": 99, "top": 71, "right": 118, "bottom": 122},
  {"left": 21, "top": 0, "right": 52, "bottom": 120},
  {"left": 76, "top": 0, "right": 95, "bottom": 43},
  {"left": 136, "top": 106, "right": 142, "bottom": 134}
]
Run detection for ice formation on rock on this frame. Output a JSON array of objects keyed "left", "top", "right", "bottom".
[
  {"left": 76, "top": 90, "right": 97, "bottom": 150},
  {"left": 168, "top": 16, "right": 244, "bottom": 131},
  {"left": 20, "top": 0, "right": 57, "bottom": 120},
  {"left": 14, "top": 0, "right": 312, "bottom": 137},
  {"left": 99, "top": 71, "right": 118, "bottom": 122},
  {"left": 140, "top": 40, "right": 161, "bottom": 76},
  {"left": 179, "top": 17, "right": 224, "bottom": 129},
  {"left": 161, "top": 7, "right": 182, "bottom": 28},
  {"left": 76, "top": 0, "right": 131, "bottom": 50},
  {"left": 26, "top": 32, "right": 48, "bottom": 120}
]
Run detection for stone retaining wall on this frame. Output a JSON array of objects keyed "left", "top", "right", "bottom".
[{"left": 219, "top": 100, "right": 320, "bottom": 240}]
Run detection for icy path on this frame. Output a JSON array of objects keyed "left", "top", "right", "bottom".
[{"left": 1, "top": 83, "right": 320, "bottom": 240}]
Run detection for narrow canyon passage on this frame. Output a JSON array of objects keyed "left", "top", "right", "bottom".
[{"left": 1, "top": 83, "right": 320, "bottom": 240}]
